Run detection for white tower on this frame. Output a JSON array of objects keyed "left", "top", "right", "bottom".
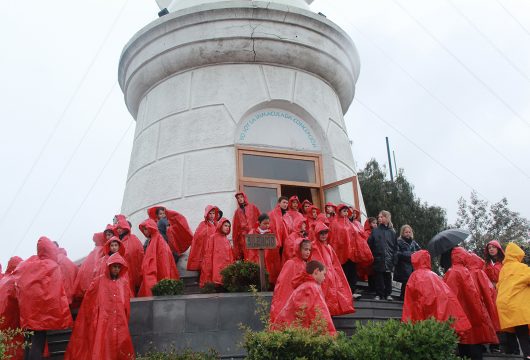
[{"left": 118, "top": 0, "right": 364, "bottom": 262}]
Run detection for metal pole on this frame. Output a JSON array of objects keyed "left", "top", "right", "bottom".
[
  {"left": 258, "top": 249, "right": 267, "bottom": 291},
  {"left": 386, "top": 137, "right": 394, "bottom": 182},
  {"left": 393, "top": 150, "right": 398, "bottom": 178}
]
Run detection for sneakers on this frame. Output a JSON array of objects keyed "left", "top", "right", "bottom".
[
  {"left": 374, "top": 296, "right": 381, "bottom": 300},
  {"left": 353, "top": 293, "right": 362, "bottom": 300},
  {"left": 386, "top": 295, "right": 393, "bottom": 301}
]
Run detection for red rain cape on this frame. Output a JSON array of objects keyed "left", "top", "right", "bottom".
[
  {"left": 273, "top": 273, "right": 336, "bottom": 335},
  {"left": 115, "top": 218, "right": 144, "bottom": 296},
  {"left": 14, "top": 237, "right": 73, "bottom": 330},
  {"left": 187, "top": 205, "right": 218, "bottom": 271},
  {"left": 310, "top": 222, "right": 354, "bottom": 316},
  {"left": 305, "top": 205, "right": 321, "bottom": 234},
  {"left": 466, "top": 252, "right": 500, "bottom": 331},
  {"left": 93, "top": 237, "right": 127, "bottom": 278},
  {"left": 232, "top": 192, "right": 261, "bottom": 260},
  {"left": 270, "top": 238, "right": 308, "bottom": 323},
  {"left": 246, "top": 226, "right": 282, "bottom": 287},
  {"left": 402, "top": 250, "right": 471, "bottom": 337},
  {"left": 65, "top": 253, "right": 134, "bottom": 360},
  {"left": 56, "top": 247, "right": 79, "bottom": 304},
  {"left": 137, "top": 219, "right": 180, "bottom": 297},
  {"left": 483, "top": 240, "right": 504, "bottom": 284},
  {"left": 284, "top": 196, "right": 305, "bottom": 235},
  {"left": 443, "top": 247, "right": 498, "bottom": 344},
  {"left": 0, "top": 256, "right": 25, "bottom": 359},
  {"left": 282, "top": 217, "right": 307, "bottom": 262},
  {"left": 267, "top": 205, "right": 288, "bottom": 284},
  {"left": 147, "top": 206, "right": 193, "bottom": 255},
  {"left": 199, "top": 218, "right": 234, "bottom": 287}
]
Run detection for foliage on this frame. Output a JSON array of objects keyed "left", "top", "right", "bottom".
[
  {"left": 137, "top": 348, "right": 218, "bottom": 360},
  {"left": 220, "top": 261, "right": 267, "bottom": 292},
  {"left": 0, "top": 318, "right": 29, "bottom": 360},
  {"left": 151, "top": 279, "right": 185, "bottom": 296},
  {"left": 243, "top": 318, "right": 461, "bottom": 360},
  {"left": 358, "top": 159, "right": 447, "bottom": 249},
  {"left": 455, "top": 191, "right": 530, "bottom": 262},
  {"left": 200, "top": 282, "right": 218, "bottom": 294}
]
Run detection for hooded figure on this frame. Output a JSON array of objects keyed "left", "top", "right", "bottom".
[
  {"left": 272, "top": 265, "right": 336, "bottom": 335},
  {"left": 311, "top": 222, "right": 355, "bottom": 316},
  {"left": 137, "top": 219, "right": 180, "bottom": 297},
  {"left": 305, "top": 205, "right": 321, "bottom": 233},
  {"left": 56, "top": 247, "right": 79, "bottom": 305},
  {"left": 187, "top": 205, "right": 219, "bottom": 271},
  {"left": 267, "top": 201, "right": 289, "bottom": 284},
  {"left": 199, "top": 218, "right": 234, "bottom": 287},
  {"left": 115, "top": 218, "right": 144, "bottom": 296},
  {"left": 147, "top": 206, "right": 193, "bottom": 255},
  {"left": 466, "top": 252, "right": 500, "bottom": 331},
  {"left": 282, "top": 217, "right": 308, "bottom": 262},
  {"left": 270, "top": 238, "right": 311, "bottom": 322},
  {"left": 0, "top": 256, "right": 25, "bottom": 360},
  {"left": 94, "top": 237, "right": 127, "bottom": 278},
  {"left": 402, "top": 250, "right": 471, "bottom": 337},
  {"left": 65, "top": 253, "right": 135, "bottom": 360},
  {"left": 483, "top": 240, "right": 505, "bottom": 285},
  {"left": 74, "top": 230, "right": 108, "bottom": 301},
  {"left": 443, "top": 247, "right": 498, "bottom": 345},
  {"left": 284, "top": 196, "right": 305, "bottom": 235},
  {"left": 324, "top": 202, "right": 337, "bottom": 222},
  {"left": 232, "top": 192, "right": 261, "bottom": 260}
]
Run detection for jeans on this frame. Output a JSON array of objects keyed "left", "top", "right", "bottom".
[{"left": 374, "top": 271, "right": 392, "bottom": 298}]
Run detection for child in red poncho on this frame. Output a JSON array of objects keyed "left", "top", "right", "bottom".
[
  {"left": 232, "top": 192, "right": 261, "bottom": 261},
  {"left": 187, "top": 205, "right": 219, "bottom": 271},
  {"left": 65, "top": 253, "right": 135, "bottom": 360},
  {"left": 115, "top": 218, "right": 144, "bottom": 296},
  {"left": 284, "top": 196, "right": 305, "bottom": 235},
  {"left": 282, "top": 217, "right": 308, "bottom": 262},
  {"left": 138, "top": 219, "right": 180, "bottom": 297},
  {"left": 272, "top": 260, "right": 336, "bottom": 335},
  {"left": 199, "top": 218, "right": 234, "bottom": 288},
  {"left": 270, "top": 239, "right": 311, "bottom": 322}
]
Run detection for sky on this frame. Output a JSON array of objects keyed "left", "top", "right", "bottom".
[{"left": 1, "top": 0, "right": 529, "bottom": 266}]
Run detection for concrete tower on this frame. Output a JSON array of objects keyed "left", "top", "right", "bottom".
[{"left": 118, "top": 0, "right": 364, "bottom": 262}]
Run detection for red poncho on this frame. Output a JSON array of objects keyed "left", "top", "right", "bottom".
[
  {"left": 116, "top": 218, "right": 144, "bottom": 296},
  {"left": 138, "top": 219, "right": 180, "bottom": 297},
  {"left": 246, "top": 226, "right": 281, "bottom": 287},
  {"left": 483, "top": 240, "right": 504, "bottom": 284},
  {"left": 199, "top": 218, "right": 234, "bottom": 287},
  {"left": 308, "top": 214, "right": 329, "bottom": 242},
  {"left": 73, "top": 230, "right": 107, "bottom": 300},
  {"left": 443, "top": 247, "right": 498, "bottom": 344},
  {"left": 267, "top": 205, "right": 288, "bottom": 284},
  {"left": 305, "top": 205, "right": 321, "bottom": 234},
  {"left": 0, "top": 256, "right": 25, "bottom": 360},
  {"left": 187, "top": 205, "right": 218, "bottom": 271},
  {"left": 466, "top": 252, "right": 500, "bottom": 331},
  {"left": 273, "top": 273, "right": 336, "bottom": 335},
  {"left": 310, "top": 223, "right": 354, "bottom": 316},
  {"left": 14, "top": 237, "right": 73, "bottom": 330},
  {"left": 284, "top": 196, "right": 305, "bottom": 235},
  {"left": 402, "top": 250, "right": 471, "bottom": 337},
  {"left": 65, "top": 254, "right": 134, "bottom": 360},
  {"left": 147, "top": 206, "right": 193, "bottom": 255},
  {"left": 232, "top": 192, "right": 261, "bottom": 260},
  {"left": 56, "top": 247, "right": 79, "bottom": 305},
  {"left": 282, "top": 217, "right": 307, "bottom": 262},
  {"left": 270, "top": 238, "right": 308, "bottom": 323},
  {"left": 94, "top": 237, "right": 127, "bottom": 278},
  {"left": 324, "top": 202, "right": 337, "bottom": 223}
]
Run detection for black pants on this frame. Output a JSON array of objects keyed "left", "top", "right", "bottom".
[
  {"left": 515, "top": 325, "right": 530, "bottom": 357},
  {"left": 500, "top": 331, "right": 520, "bottom": 354},
  {"left": 374, "top": 271, "right": 392, "bottom": 298},
  {"left": 399, "top": 279, "right": 408, "bottom": 300},
  {"left": 24, "top": 330, "right": 46, "bottom": 360},
  {"left": 458, "top": 344, "right": 483, "bottom": 360},
  {"left": 342, "top": 260, "right": 357, "bottom": 293}
]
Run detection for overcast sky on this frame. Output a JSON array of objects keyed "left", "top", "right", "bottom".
[{"left": 1, "top": 0, "right": 529, "bottom": 266}]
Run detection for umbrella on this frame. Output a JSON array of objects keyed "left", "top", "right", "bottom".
[{"left": 427, "top": 229, "right": 470, "bottom": 257}]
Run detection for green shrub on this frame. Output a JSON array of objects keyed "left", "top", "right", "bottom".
[
  {"left": 151, "top": 279, "right": 185, "bottom": 296},
  {"left": 137, "top": 348, "right": 218, "bottom": 360},
  {"left": 0, "top": 318, "right": 29, "bottom": 360},
  {"left": 200, "top": 282, "right": 219, "bottom": 294},
  {"left": 221, "top": 260, "right": 267, "bottom": 292}
]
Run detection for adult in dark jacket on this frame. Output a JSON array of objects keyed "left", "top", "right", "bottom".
[
  {"left": 394, "top": 224, "right": 421, "bottom": 300},
  {"left": 367, "top": 210, "right": 397, "bottom": 300}
]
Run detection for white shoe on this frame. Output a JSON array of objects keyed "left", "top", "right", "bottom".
[
  {"left": 386, "top": 296, "right": 393, "bottom": 301},
  {"left": 353, "top": 293, "right": 362, "bottom": 300},
  {"left": 374, "top": 296, "right": 381, "bottom": 300}
]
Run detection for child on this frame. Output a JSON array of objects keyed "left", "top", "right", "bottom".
[
  {"left": 65, "top": 253, "right": 135, "bottom": 360},
  {"left": 311, "top": 222, "right": 354, "bottom": 316},
  {"left": 255, "top": 211, "right": 283, "bottom": 286},
  {"left": 284, "top": 196, "right": 305, "bottom": 235},
  {"left": 187, "top": 205, "right": 219, "bottom": 271},
  {"left": 402, "top": 250, "right": 471, "bottom": 337},
  {"left": 496, "top": 243, "right": 530, "bottom": 359},
  {"left": 199, "top": 218, "right": 234, "bottom": 288},
  {"left": 282, "top": 217, "right": 308, "bottom": 262},
  {"left": 270, "top": 239, "right": 311, "bottom": 322},
  {"left": 324, "top": 202, "right": 336, "bottom": 221},
  {"left": 138, "top": 219, "right": 180, "bottom": 297},
  {"left": 273, "top": 260, "right": 336, "bottom": 335},
  {"left": 483, "top": 240, "right": 504, "bottom": 286},
  {"left": 301, "top": 200, "right": 312, "bottom": 216},
  {"left": 232, "top": 192, "right": 261, "bottom": 260},
  {"left": 305, "top": 205, "right": 320, "bottom": 234},
  {"left": 394, "top": 224, "right": 421, "bottom": 300},
  {"left": 115, "top": 218, "right": 144, "bottom": 296}
]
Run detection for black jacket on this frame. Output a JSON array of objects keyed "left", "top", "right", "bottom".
[
  {"left": 393, "top": 237, "right": 421, "bottom": 282},
  {"left": 368, "top": 224, "right": 397, "bottom": 272}
]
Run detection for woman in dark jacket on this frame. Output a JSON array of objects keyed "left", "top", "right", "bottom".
[
  {"left": 394, "top": 224, "right": 421, "bottom": 300},
  {"left": 368, "top": 210, "right": 397, "bottom": 300}
]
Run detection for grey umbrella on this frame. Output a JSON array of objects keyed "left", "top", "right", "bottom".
[{"left": 427, "top": 229, "right": 471, "bottom": 257}]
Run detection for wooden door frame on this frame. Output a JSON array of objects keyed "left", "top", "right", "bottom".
[{"left": 320, "top": 175, "right": 360, "bottom": 211}]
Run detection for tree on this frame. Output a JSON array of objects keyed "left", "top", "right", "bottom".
[
  {"left": 455, "top": 191, "right": 530, "bottom": 262},
  {"left": 358, "top": 159, "right": 447, "bottom": 249}
]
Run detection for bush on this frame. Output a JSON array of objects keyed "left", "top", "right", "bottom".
[
  {"left": 0, "top": 318, "right": 29, "bottom": 360},
  {"left": 137, "top": 348, "right": 218, "bottom": 360},
  {"left": 200, "top": 282, "right": 220, "bottom": 294},
  {"left": 151, "top": 279, "right": 185, "bottom": 296},
  {"left": 221, "top": 261, "right": 267, "bottom": 292},
  {"left": 243, "top": 319, "right": 461, "bottom": 360}
]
